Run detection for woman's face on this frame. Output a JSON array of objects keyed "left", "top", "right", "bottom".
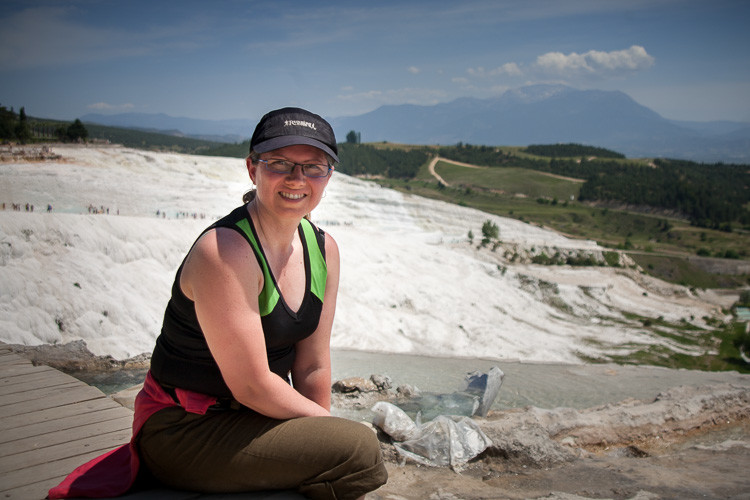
[{"left": 247, "top": 144, "right": 331, "bottom": 220}]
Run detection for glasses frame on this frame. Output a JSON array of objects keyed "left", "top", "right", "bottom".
[{"left": 256, "top": 158, "right": 334, "bottom": 178}]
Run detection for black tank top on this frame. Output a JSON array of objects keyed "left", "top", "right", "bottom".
[{"left": 150, "top": 204, "right": 327, "bottom": 398}]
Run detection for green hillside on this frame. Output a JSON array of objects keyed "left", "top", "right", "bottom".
[
  {"left": 432, "top": 160, "right": 583, "bottom": 201},
  {"left": 350, "top": 143, "right": 750, "bottom": 291}
]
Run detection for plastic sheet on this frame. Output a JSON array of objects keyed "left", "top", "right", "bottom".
[
  {"left": 372, "top": 402, "right": 492, "bottom": 470},
  {"left": 388, "top": 366, "right": 505, "bottom": 420},
  {"left": 464, "top": 366, "right": 505, "bottom": 417}
]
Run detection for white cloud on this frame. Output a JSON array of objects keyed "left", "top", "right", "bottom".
[
  {"left": 463, "top": 46, "right": 653, "bottom": 89},
  {"left": 494, "top": 62, "right": 523, "bottom": 77},
  {"left": 467, "top": 62, "right": 523, "bottom": 78},
  {"left": 534, "top": 45, "right": 655, "bottom": 78},
  {"left": 407, "top": 66, "right": 421, "bottom": 75},
  {"left": 87, "top": 102, "right": 135, "bottom": 112}
]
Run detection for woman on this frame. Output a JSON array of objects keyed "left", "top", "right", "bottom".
[
  {"left": 140, "top": 107, "right": 388, "bottom": 498},
  {"left": 49, "top": 108, "right": 387, "bottom": 500}
]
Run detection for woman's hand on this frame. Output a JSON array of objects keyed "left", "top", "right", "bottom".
[
  {"left": 291, "top": 232, "right": 340, "bottom": 411},
  {"left": 181, "top": 226, "right": 330, "bottom": 419}
]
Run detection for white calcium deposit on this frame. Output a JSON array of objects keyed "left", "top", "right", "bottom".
[{"left": 0, "top": 145, "right": 728, "bottom": 361}]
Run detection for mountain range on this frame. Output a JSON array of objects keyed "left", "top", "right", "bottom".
[{"left": 82, "top": 85, "right": 750, "bottom": 162}]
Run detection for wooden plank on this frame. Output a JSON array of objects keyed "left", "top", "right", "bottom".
[
  {"left": 0, "top": 479, "right": 67, "bottom": 500},
  {"left": 0, "top": 368, "right": 73, "bottom": 392},
  {"left": 0, "top": 374, "right": 80, "bottom": 397},
  {"left": 0, "top": 447, "right": 118, "bottom": 493},
  {"left": 0, "top": 355, "right": 29, "bottom": 366},
  {"left": 0, "top": 479, "right": 59, "bottom": 500},
  {"left": 1, "top": 373, "right": 82, "bottom": 395},
  {"left": 0, "top": 379, "right": 81, "bottom": 399},
  {"left": 0, "top": 427, "right": 132, "bottom": 474},
  {"left": 1, "top": 397, "right": 124, "bottom": 430},
  {"left": 0, "top": 362, "right": 58, "bottom": 378},
  {"left": 0, "top": 384, "right": 107, "bottom": 418},
  {"left": 0, "top": 411, "right": 132, "bottom": 448}
]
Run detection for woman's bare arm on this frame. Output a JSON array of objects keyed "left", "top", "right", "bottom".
[
  {"left": 291, "top": 232, "right": 340, "bottom": 410},
  {"left": 181, "top": 227, "right": 330, "bottom": 419}
]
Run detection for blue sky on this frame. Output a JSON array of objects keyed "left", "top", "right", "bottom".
[{"left": 1, "top": 0, "right": 749, "bottom": 124}]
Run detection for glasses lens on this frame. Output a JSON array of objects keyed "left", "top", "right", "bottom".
[
  {"left": 303, "top": 164, "right": 330, "bottom": 177},
  {"left": 265, "top": 160, "right": 294, "bottom": 174}
]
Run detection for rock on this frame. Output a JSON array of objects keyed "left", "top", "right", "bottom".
[
  {"left": 332, "top": 376, "right": 378, "bottom": 393},
  {"left": 483, "top": 424, "right": 580, "bottom": 467},
  {"left": 396, "top": 384, "right": 420, "bottom": 398},
  {"left": 110, "top": 384, "right": 142, "bottom": 411},
  {"left": 476, "top": 383, "right": 750, "bottom": 468},
  {"left": 8, "top": 340, "right": 150, "bottom": 373},
  {"left": 370, "top": 374, "right": 392, "bottom": 391}
]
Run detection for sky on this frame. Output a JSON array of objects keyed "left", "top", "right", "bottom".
[{"left": 1, "top": 0, "right": 749, "bottom": 124}]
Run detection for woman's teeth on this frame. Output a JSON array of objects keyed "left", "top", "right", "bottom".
[{"left": 280, "top": 192, "right": 305, "bottom": 200}]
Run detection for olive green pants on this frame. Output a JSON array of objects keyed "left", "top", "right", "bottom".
[{"left": 136, "top": 406, "right": 387, "bottom": 500}]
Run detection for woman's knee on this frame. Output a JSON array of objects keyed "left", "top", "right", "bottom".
[
  {"left": 320, "top": 418, "right": 382, "bottom": 465},
  {"left": 299, "top": 418, "right": 387, "bottom": 499}
]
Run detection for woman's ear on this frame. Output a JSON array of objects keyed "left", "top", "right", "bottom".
[{"left": 246, "top": 157, "right": 257, "bottom": 183}]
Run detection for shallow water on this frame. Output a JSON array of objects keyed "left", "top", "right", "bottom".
[
  {"left": 330, "top": 350, "right": 750, "bottom": 411},
  {"left": 80, "top": 349, "right": 750, "bottom": 418}
]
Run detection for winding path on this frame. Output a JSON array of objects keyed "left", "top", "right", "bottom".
[
  {"left": 427, "top": 156, "right": 484, "bottom": 186},
  {"left": 427, "top": 156, "right": 586, "bottom": 186}
]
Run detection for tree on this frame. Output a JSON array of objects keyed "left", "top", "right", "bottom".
[
  {"left": 15, "top": 107, "right": 32, "bottom": 143},
  {"left": 345, "top": 130, "right": 360, "bottom": 144},
  {"left": 0, "top": 106, "right": 15, "bottom": 140},
  {"left": 66, "top": 119, "right": 88, "bottom": 142},
  {"left": 480, "top": 219, "right": 500, "bottom": 247}
]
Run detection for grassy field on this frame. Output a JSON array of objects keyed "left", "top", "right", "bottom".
[
  {"left": 433, "top": 160, "right": 583, "bottom": 201},
  {"left": 375, "top": 156, "right": 750, "bottom": 290}
]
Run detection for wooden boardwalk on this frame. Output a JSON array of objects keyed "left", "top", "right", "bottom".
[{"left": 0, "top": 345, "right": 302, "bottom": 499}]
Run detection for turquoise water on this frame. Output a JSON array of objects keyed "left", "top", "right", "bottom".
[{"left": 78, "top": 350, "right": 750, "bottom": 417}]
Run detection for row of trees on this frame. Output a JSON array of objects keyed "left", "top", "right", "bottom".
[
  {"left": 1, "top": 106, "right": 32, "bottom": 142},
  {"left": 337, "top": 142, "right": 428, "bottom": 179},
  {"left": 524, "top": 143, "right": 625, "bottom": 159},
  {"left": 1, "top": 105, "right": 89, "bottom": 144},
  {"left": 574, "top": 158, "right": 750, "bottom": 228},
  {"left": 437, "top": 143, "right": 548, "bottom": 169}
]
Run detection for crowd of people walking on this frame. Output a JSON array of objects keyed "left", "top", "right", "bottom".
[{"left": 2, "top": 202, "right": 208, "bottom": 220}]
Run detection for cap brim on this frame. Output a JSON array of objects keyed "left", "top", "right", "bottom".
[{"left": 253, "top": 136, "right": 339, "bottom": 163}]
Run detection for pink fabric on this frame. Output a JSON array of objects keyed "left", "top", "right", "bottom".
[{"left": 48, "top": 372, "right": 216, "bottom": 498}]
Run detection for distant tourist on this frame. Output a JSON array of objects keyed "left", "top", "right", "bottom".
[{"left": 49, "top": 108, "right": 387, "bottom": 500}]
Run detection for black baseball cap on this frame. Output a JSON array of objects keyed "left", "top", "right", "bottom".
[{"left": 250, "top": 107, "right": 339, "bottom": 163}]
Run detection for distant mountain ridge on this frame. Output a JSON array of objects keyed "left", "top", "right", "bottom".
[
  {"left": 330, "top": 85, "right": 750, "bottom": 163},
  {"left": 81, "top": 112, "right": 253, "bottom": 144},
  {"left": 82, "top": 85, "right": 750, "bottom": 162}
]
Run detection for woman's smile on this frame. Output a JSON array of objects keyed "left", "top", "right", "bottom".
[{"left": 279, "top": 191, "right": 307, "bottom": 200}]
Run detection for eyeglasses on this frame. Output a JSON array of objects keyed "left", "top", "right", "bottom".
[{"left": 257, "top": 159, "right": 333, "bottom": 178}]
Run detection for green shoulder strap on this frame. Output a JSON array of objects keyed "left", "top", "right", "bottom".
[
  {"left": 300, "top": 218, "right": 327, "bottom": 302},
  {"left": 234, "top": 217, "right": 327, "bottom": 316},
  {"left": 235, "top": 218, "right": 279, "bottom": 316}
]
